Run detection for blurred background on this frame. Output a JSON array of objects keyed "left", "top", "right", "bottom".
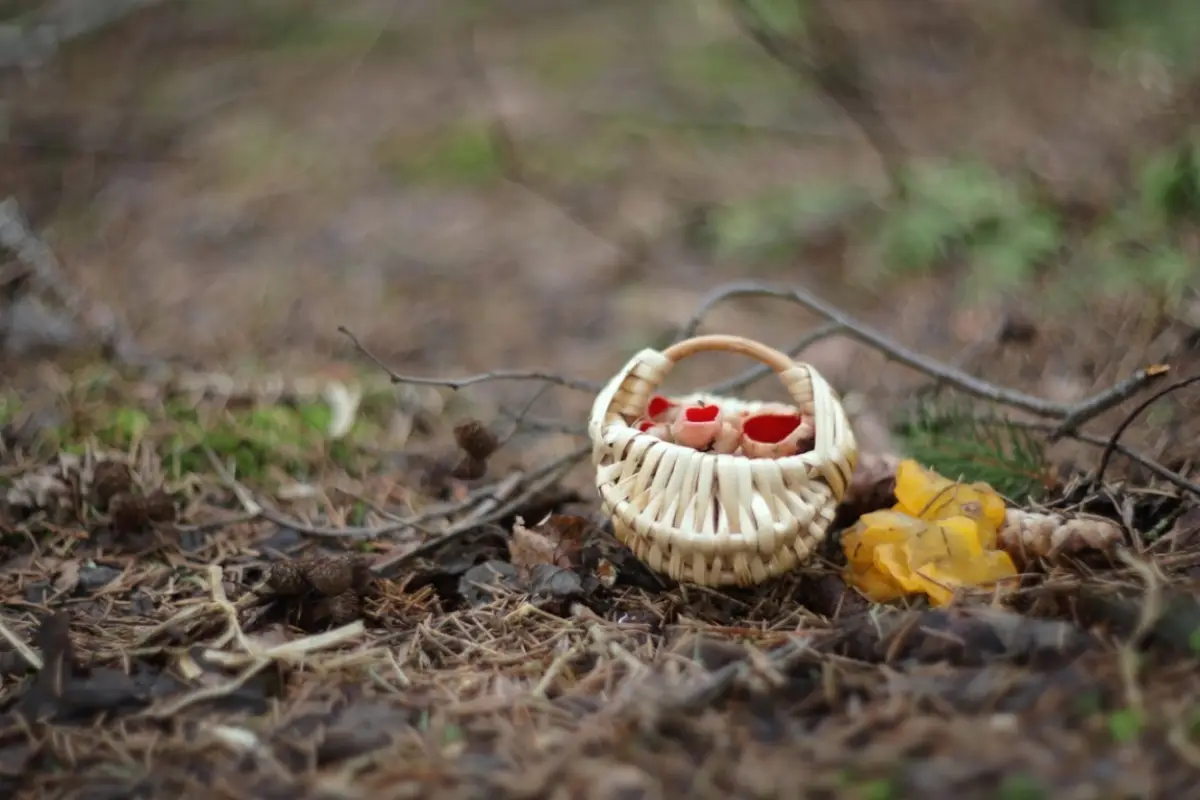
[{"left": 3, "top": 0, "right": 1200, "bottom": 473}]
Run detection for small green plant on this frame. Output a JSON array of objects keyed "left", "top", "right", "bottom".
[
  {"left": 0, "top": 392, "right": 17, "bottom": 426},
  {"left": 872, "top": 162, "right": 1062, "bottom": 297},
  {"left": 996, "top": 773, "right": 1046, "bottom": 800},
  {"left": 1139, "top": 137, "right": 1200, "bottom": 223},
  {"left": 1107, "top": 708, "right": 1144, "bottom": 743},
  {"left": 1083, "top": 0, "right": 1200, "bottom": 68},
  {"left": 709, "top": 183, "right": 868, "bottom": 263},
  {"left": 376, "top": 123, "right": 503, "bottom": 185}
]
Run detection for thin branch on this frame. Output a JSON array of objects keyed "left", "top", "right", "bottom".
[
  {"left": 460, "top": 23, "right": 659, "bottom": 281},
  {"left": 678, "top": 281, "right": 1168, "bottom": 431},
  {"left": 1, "top": 0, "right": 173, "bottom": 72},
  {"left": 0, "top": 617, "right": 42, "bottom": 671},
  {"left": 725, "top": 0, "right": 907, "bottom": 195},
  {"left": 1092, "top": 375, "right": 1200, "bottom": 491},
  {"left": 337, "top": 326, "right": 602, "bottom": 394},
  {"left": 493, "top": 383, "right": 556, "bottom": 453},
  {"left": 202, "top": 445, "right": 488, "bottom": 539},
  {"left": 0, "top": 197, "right": 153, "bottom": 368},
  {"left": 369, "top": 444, "right": 590, "bottom": 577},
  {"left": 1008, "top": 419, "right": 1200, "bottom": 498}
]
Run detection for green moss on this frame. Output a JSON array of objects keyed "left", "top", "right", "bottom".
[
  {"left": 376, "top": 124, "right": 503, "bottom": 185},
  {"left": 1107, "top": 708, "right": 1144, "bottom": 743},
  {"left": 522, "top": 31, "right": 619, "bottom": 89},
  {"left": 0, "top": 393, "right": 18, "bottom": 426},
  {"left": 869, "top": 162, "right": 1062, "bottom": 299},
  {"left": 38, "top": 378, "right": 396, "bottom": 484},
  {"left": 669, "top": 40, "right": 780, "bottom": 90},
  {"left": 709, "top": 182, "right": 868, "bottom": 264},
  {"left": 996, "top": 774, "right": 1047, "bottom": 800}
]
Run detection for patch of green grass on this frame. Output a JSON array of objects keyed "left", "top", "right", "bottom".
[
  {"left": 996, "top": 774, "right": 1046, "bottom": 800},
  {"left": 670, "top": 40, "right": 777, "bottom": 89},
  {"left": 742, "top": 0, "right": 808, "bottom": 35},
  {"left": 521, "top": 30, "right": 621, "bottom": 89},
  {"left": 855, "top": 778, "right": 898, "bottom": 800},
  {"left": 212, "top": 112, "right": 338, "bottom": 191},
  {"left": 1085, "top": 0, "right": 1200, "bottom": 69},
  {"left": 524, "top": 122, "right": 645, "bottom": 183},
  {"left": 1060, "top": 143, "right": 1200, "bottom": 311},
  {"left": 871, "top": 162, "right": 1062, "bottom": 298},
  {"left": 36, "top": 374, "right": 403, "bottom": 485},
  {"left": 1140, "top": 140, "right": 1200, "bottom": 222},
  {"left": 708, "top": 182, "right": 869, "bottom": 264},
  {"left": 1107, "top": 708, "right": 1144, "bottom": 743},
  {"left": 205, "top": 2, "right": 396, "bottom": 55},
  {"left": 375, "top": 123, "right": 504, "bottom": 186},
  {"left": 0, "top": 392, "right": 18, "bottom": 426}
]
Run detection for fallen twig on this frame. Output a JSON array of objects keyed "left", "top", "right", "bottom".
[
  {"left": 1015, "top": 419, "right": 1200, "bottom": 498},
  {"left": 1092, "top": 375, "right": 1200, "bottom": 491},
  {"left": 338, "top": 326, "right": 601, "bottom": 393},
  {"left": 678, "top": 281, "right": 1167, "bottom": 432},
  {"left": 201, "top": 445, "right": 504, "bottom": 539},
  {"left": 0, "top": 616, "right": 43, "bottom": 671},
  {"left": 725, "top": 0, "right": 906, "bottom": 195},
  {"left": 0, "top": 197, "right": 151, "bottom": 367},
  {"left": 370, "top": 444, "right": 590, "bottom": 577}
]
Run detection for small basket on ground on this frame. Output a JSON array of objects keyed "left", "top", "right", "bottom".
[{"left": 588, "top": 334, "right": 858, "bottom": 587}]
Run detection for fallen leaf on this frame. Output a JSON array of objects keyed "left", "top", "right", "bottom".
[
  {"left": 508, "top": 515, "right": 591, "bottom": 578},
  {"left": 52, "top": 560, "right": 81, "bottom": 595}
]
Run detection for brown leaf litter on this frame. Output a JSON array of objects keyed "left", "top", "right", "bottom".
[{"left": 2, "top": 426, "right": 1200, "bottom": 798}]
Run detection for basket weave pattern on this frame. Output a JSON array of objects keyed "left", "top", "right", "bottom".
[{"left": 588, "top": 335, "right": 858, "bottom": 587}]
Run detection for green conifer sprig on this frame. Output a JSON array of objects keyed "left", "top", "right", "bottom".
[{"left": 892, "top": 397, "right": 1054, "bottom": 503}]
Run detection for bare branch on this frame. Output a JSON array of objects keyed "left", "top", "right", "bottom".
[
  {"left": 459, "top": 24, "right": 658, "bottom": 281},
  {"left": 1, "top": 0, "right": 174, "bottom": 72},
  {"left": 1016, "top": 419, "right": 1200, "bottom": 498},
  {"left": 1092, "top": 375, "right": 1200, "bottom": 492},
  {"left": 492, "top": 383, "right": 556, "bottom": 452},
  {"left": 0, "top": 197, "right": 153, "bottom": 368},
  {"left": 679, "top": 281, "right": 1168, "bottom": 432},
  {"left": 724, "top": 0, "right": 907, "bottom": 195},
  {"left": 337, "top": 326, "right": 602, "bottom": 394},
  {"left": 369, "top": 444, "right": 591, "bottom": 577}
]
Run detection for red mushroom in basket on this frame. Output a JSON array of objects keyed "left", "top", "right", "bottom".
[
  {"left": 741, "top": 412, "right": 815, "bottom": 458},
  {"left": 670, "top": 403, "right": 724, "bottom": 450},
  {"left": 635, "top": 395, "right": 681, "bottom": 441}
]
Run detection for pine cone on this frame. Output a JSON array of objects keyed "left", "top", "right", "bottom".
[
  {"left": 454, "top": 420, "right": 499, "bottom": 460},
  {"left": 420, "top": 459, "right": 454, "bottom": 497},
  {"left": 108, "top": 492, "right": 149, "bottom": 534},
  {"left": 999, "top": 509, "right": 1125, "bottom": 564},
  {"left": 266, "top": 561, "right": 308, "bottom": 596},
  {"left": 323, "top": 591, "right": 361, "bottom": 626},
  {"left": 350, "top": 557, "right": 373, "bottom": 594},
  {"left": 92, "top": 461, "right": 134, "bottom": 512},
  {"left": 144, "top": 488, "right": 177, "bottom": 523},
  {"left": 303, "top": 554, "right": 356, "bottom": 596},
  {"left": 451, "top": 454, "right": 487, "bottom": 481}
]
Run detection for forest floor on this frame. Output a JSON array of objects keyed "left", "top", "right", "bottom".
[{"left": 3, "top": 1, "right": 1200, "bottom": 797}]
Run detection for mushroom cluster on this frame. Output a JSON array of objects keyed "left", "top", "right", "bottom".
[{"left": 634, "top": 395, "right": 815, "bottom": 458}]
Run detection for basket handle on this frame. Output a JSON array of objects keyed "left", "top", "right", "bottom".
[{"left": 660, "top": 334, "right": 798, "bottom": 375}]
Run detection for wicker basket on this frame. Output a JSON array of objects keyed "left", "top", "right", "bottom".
[{"left": 588, "top": 334, "right": 858, "bottom": 587}]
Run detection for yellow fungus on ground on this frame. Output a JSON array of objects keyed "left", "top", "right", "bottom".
[{"left": 841, "top": 459, "right": 1019, "bottom": 607}]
